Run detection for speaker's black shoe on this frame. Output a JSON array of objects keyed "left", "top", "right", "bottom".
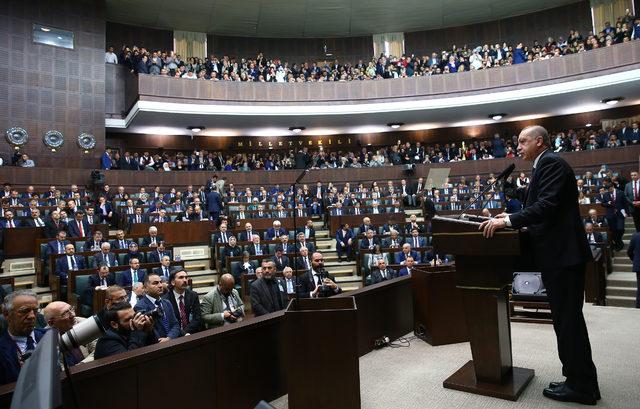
[
  {"left": 548, "top": 382, "right": 601, "bottom": 400},
  {"left": 543, "top": 384, "right": 597, "bottom": 405}
]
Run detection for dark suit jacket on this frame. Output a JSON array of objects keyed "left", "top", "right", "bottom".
[
  {"left": 265, "top": 227, "right": 287, "bottom": 240},
  {"left": 0, "top": 328, "right": 47, "bottom": 386},
  {"left": 298, "top": 270, "right": 342, "bottom": 298},
  {"left": 134, "top": 296, "right": 181, "bottom": 339},
  {"left": 247, "top": 243, "right": 267, "bottom": 256},
  {"left": 395, "top": 250, "right": 421, "bottom": 264},
  {"left": 163, "top": 289, "right": 203, "bottom": 335},
  {"left": 44, "top": 219, "right": 67, "bottom": 238},
  {"left": 94, "top": 328, "right": 157, "bottom": 360},
  {"left": 46, "top": 239, "right": 70, "bottom": 257},
  {"left": 238, "top": 231, "right": 256, "bottom": 242},
  {"left": 23, "top": 218, "right": 46, "bottom": 228},
  {"left": 92, "top": 251, "right": 118, "bottom": 268},
  {"left": 67, "top": 219, "right": 91, "bottom": 237},
  {"left": 296, "top": 226, "right": 316, "bottom": 238},
  {"left": 110, "top": 239, "right": 132, "bottom": 250},
  {"left": 83, "top": 239, "right": 105, "bottom": 252},
  {"left": 272, "top": 255, "right": 290, "bottom": 271},
  {"left": 509, "top": 150, "right": 591, "bottom": 271},
  {"left": 370, "top": 268, "right": 398, "bottom": 284},
  {"left": 206, "top": 191, "right": 223, "bottom": 214},
  {"left": 83, "top": 273, "right": 116, "bottom": 305},
  {"left": 250, "top": 277, "right": 287, "bottom": 316},
  {"left": 117, "top": 268, "right": 148, "bottom": 288},
  {"left": 0, "top": 219, "right": 21, "bottom": 228},
  {"left": 627, "top": 232, "right": 640, "bottom": 272},
  {"left": 141, "top": 235, "right": 164, "bottom": 247},
  {"left": 602, "top": 190, "right": 626, "bottom": 229},
  {"left": 359, "top": 237, "right": 381, "bottom": 249},
  {"left": 148, "top": 250, "right": 172, "bottom": 263},
  {"left": 55, "top": 255, "right": 86, "bottom": 284}
]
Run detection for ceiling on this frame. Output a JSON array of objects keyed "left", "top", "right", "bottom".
[
  {"left": 106, "top": 0, "right": 582, "bottom": 38},
  {"left": 105, "top": 69, "right": 640, "bottom": 138}
]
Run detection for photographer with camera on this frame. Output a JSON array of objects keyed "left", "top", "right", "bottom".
[
  {"left": 133, "top": 273, "right": 180, "bottom": 342},
  {"left": 0, "top": 290, "right": 46, "bottom": 386},
  {"left": 300, "top": 252, "right": 342, "bottom": 298},
  {"left": 43, "top": 301, "right": 95, "bottom": 365},
  {"left": 201, "top": 274, "right": 244, "bottom": 328},
  {"left": 94, "top": 302, "right": 157, "bottom": 359}
]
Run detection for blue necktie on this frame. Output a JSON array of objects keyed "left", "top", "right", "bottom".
[{"left": 155, "top": 300, "right": 169, "bottom": 336}]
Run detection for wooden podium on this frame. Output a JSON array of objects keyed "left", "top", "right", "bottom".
[
  {"left": 431, "top": 216, "right": 534, "bottom": 401},
  {"left": 284, "top": 297, "right": 361, "bottom": 409},
  {"left": 411, "top": 265, "right": 468, "bottom": 345}
]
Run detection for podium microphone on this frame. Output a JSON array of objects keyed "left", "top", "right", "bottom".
[{"left": 458, "top": 163, "right": 515, "bottom": 219}]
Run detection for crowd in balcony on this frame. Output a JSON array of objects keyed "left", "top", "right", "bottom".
[
  {"left": 98, "top": 120, "right": 639, "bottom": 172},
  {"left": 105, "top": 11, "right": 640, "bottom": 82}
]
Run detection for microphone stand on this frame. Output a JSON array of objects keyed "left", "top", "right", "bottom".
[{"left": 291, "top": 168, "right": 309, "bottom": 302}]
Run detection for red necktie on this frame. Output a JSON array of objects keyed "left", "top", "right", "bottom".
[
  {"left": 178, "top": 295, "right": 188, "bottom": 329},
  {"left": 78, "top": 222, "right": 84, "bottom": 237}
]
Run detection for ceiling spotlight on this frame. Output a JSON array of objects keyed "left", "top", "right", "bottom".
[
  {"left": 489, "top": 113, "right": 507, "bottom": 120},
  {"left": 387, "top": 123, "right": 404, "bottom": 129},
  {"left": 289, "top": 127, "right": 305, "bottom": 133},
  {"left": 41, "top": 27, "right": 51, "bottom": 32},
  {"left": 585, "top": 123, "right": 592, "bottom": 127},
  {"left": 601, "top": 97, "right": 624, "bottom": 105},
  {"left": 187, "top": 126, "right": 205, "bottom": 132}
]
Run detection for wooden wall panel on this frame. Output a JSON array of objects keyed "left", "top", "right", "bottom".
[{"left": 105, "top": 22, "right": 174, "bottom": 53}]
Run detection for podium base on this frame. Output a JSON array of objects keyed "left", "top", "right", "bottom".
[{"left": 443, "top": 361, "right": 534, "bottom": 401}]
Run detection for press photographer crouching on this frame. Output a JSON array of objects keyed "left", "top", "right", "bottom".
[
  {"left": 94, "top": 302, "right": 157, "bottom": 359},
  {"left": 0, "top": 290, "right": 46, "bottom": 386}
]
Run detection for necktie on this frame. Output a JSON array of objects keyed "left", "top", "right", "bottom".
[
  {"left": 58, "top": 242, "right": 63, "bottom": 253},
  {"left": 70, "top": 256, "right": 77, "bottom": 270},
  {"left": 136, "top": 215, "right": 141, "bottom": 223},
  {"left": 9, "top": 220, "right": 14, "bottom": 228},
  {"left": 156, "top": 300, "right": 170, "bottom": 335},
  {"left": 133, "top": 269, "right": 138, "bottom": 283},
  {"left": 222, "top": 233, "right": 227, "bottom": 243},
  {"left": 101, "top": 277, "right": 107, "bottom": 286},
  {"left": 304, "top": 258, "right": 309, "bottom": 270},
  {"left": 256, "top": 245, "right": 261, "bottom": 255},
  {"left": 26, "top": 335, "right": 35, "bottom": 351},
  {"left": 78, "top": 222, "right": 84, "bottom": 237},
  {"left": 381, "top": 270, "right": 386, "bottom": 279},
  {"left": 414, "top": 237, "right": 419, "bottom": 248},
  {"left": 287, "top": 279, "right": 293, "bottom": 293},
  {"left": 178, "top": 295, "right": 188, "bottom": 329},
  {"left": 164, "top": 266, "right": 169, "bottom": 278},
  {"left": 240, "top": 212, "right": 244, "bottom": 219},
  {"left": 120, "top": 240, "right": 125, "bottom": 248},
  {"left": 152, "top": 237, "right": 156, "bottom": 244},
  {"left": 88, "top": 217, "right": 92, "bottom": 224},
  {"left": 104, "top": 254, "right": 110, "bottom": 267}
]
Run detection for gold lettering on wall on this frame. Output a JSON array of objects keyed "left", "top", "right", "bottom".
[{"left": 235, "top": 136, "right": 357, "bottom": 148}]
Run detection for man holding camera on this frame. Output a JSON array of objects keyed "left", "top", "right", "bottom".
[
  {"left": 133, "top": 273, "right": 180, "bottom": 342},
  {"left": 201, "top": 273, "right": 245, "bottom": 328},
  {"left": 0, "top": 290, "right": 46, "bottom": 386},
  {"left": 94, "top": 302, "right": 157, "bottom": 359},
  {"left": 43, "top": 301, "right": 95, "bottom": 365}
]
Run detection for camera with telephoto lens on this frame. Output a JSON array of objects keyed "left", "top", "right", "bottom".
[
  {"left": 60, "top": 315, "right": 106, "bottom": 352},
  {"left": 143, "top": 307, "right": 164, "bottom": 320}
]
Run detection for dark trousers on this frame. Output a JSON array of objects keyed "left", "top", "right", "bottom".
[
  {"left": 606, "top": 216, "right": 624, "bottom": 250},
  {"left": 636, "top": 272, "right": 640, "bottom": 308},
  {"left": 542, "top": 264, "right": 598, "bottom": 395},
  {"left": 632, "top": 209, "right": 640, "bottom": 232}
]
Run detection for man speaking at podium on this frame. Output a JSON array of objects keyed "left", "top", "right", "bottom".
[{"left": 480, "top": 125, "right": 599, "bottom": 405}]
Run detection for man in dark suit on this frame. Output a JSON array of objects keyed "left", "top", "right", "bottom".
[
  {"left": 129, "top": 207, "right": 146, "bottom": 224},
  {"left": 0, "top": 210, "right": 20, "bottom": 228},
  {"left": 626, "top": 231, "right": 640, "bottom": 308},
  {"left": 395, "top": 243, "right": 422, "bottom": 264},
  {"left": 153, "top": 256, "right": 173, "bottom": 281},
  {"left": 55, "top": 244, "right": 86, "bottom": 285},
  {"left": 266, "top": 221, "right": 287, "bottom": 240},
  {"left": 110, "top": 230, "right": 132, "bottom": 250},
  {"left": 295, "top": 232, "right": 315, "bottom": 253},
  {"left": 83, "top": 230, "right": 105, "bottom": 252},
  {"left": 298, "top": 252, "right": 341, "bottom": 298},
  {"left": 335, "top": 224, "right": 354, "bottom": 261},
  {"left": 584, "top": 223, "right": 604, "bottom": 245},
  {"left": 247, "top": 235, "right": 267, "bottom": 256},
  {"left": 213, "top": 224, "right": 231, "bottom": 244},
  {"left": 147, "top": 243, "right": 172, "bottom": 263},
  {"left": 624, "top": 171, "right": 640, "bottom": 231},
  {"left": 117, "top": 258, "right": 147, "bottom": 288},
  {"left": 370, "top": 259, "right": 398, "bottom": 284},
  {"left": 140, "top": 226, "right": 163, "bottom": 248},
  {"left": 134, "top": 273, "right": 180, "bottom": 341},
  {"left": 23, "top": 208, "right": 46, "bottom": 227},
  {"left": 601, "top": 181, "right": 626, "bottom": 251},
  {"left": 480, "top": 126, "right": 599, "bottom": 405},
  {"left": 296, "top": 219, "right": 316, "bottom": 239},
  {"left": 0, "top": 290, "right": 47, "bottom": 386},
  {"left": 44, "top": 210, "right": 67, "bottom": 238},
  {"left": 272, "top": 248, "right": 290, "bottom": 271},
  {"left": 382, "top": 230, "right": 404, "bottom": 249},
  {"left": 206, "top": 187, "right": 223, "bottom": 223},
  {"left": 359, "top": 229, "right": 381, "bottom": 250},
  {"left": 94, "top": 302, "right": 157, "bottom": 359},
  {"left": 238, "top": 222, "right": 256, "bottom": 242},
  {"left": 250, "top": 260, "right": 287, "bottom": 316},
  {"left": 67, "top": 210, "right": 90, "bottom": 237},
  {"left": 46, "top": 231, "right": 70, "bottom": 258},
  {"left": 92, "top": 242, "right": 118, "bottom": 268},
  {"left": 163, "top": 269, "right": 203, "bottom": 336},
  {"left": 83, "top": 264, "right": 116, "bottom": 305},
  {"left": 295, "top": 247, "right": 313, "bottom": 272}
]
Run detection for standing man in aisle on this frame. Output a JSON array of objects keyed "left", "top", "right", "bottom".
[{"left": 480, "top": 125, "right": 599, "bottom": 405}]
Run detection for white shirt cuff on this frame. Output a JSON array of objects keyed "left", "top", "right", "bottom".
[{"left": 504, "top": 215, "right": 512, "bottom": 227}]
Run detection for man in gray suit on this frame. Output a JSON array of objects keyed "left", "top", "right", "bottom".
[{"left": 200, "top": 274, "right": 244, "bottom": 328}]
